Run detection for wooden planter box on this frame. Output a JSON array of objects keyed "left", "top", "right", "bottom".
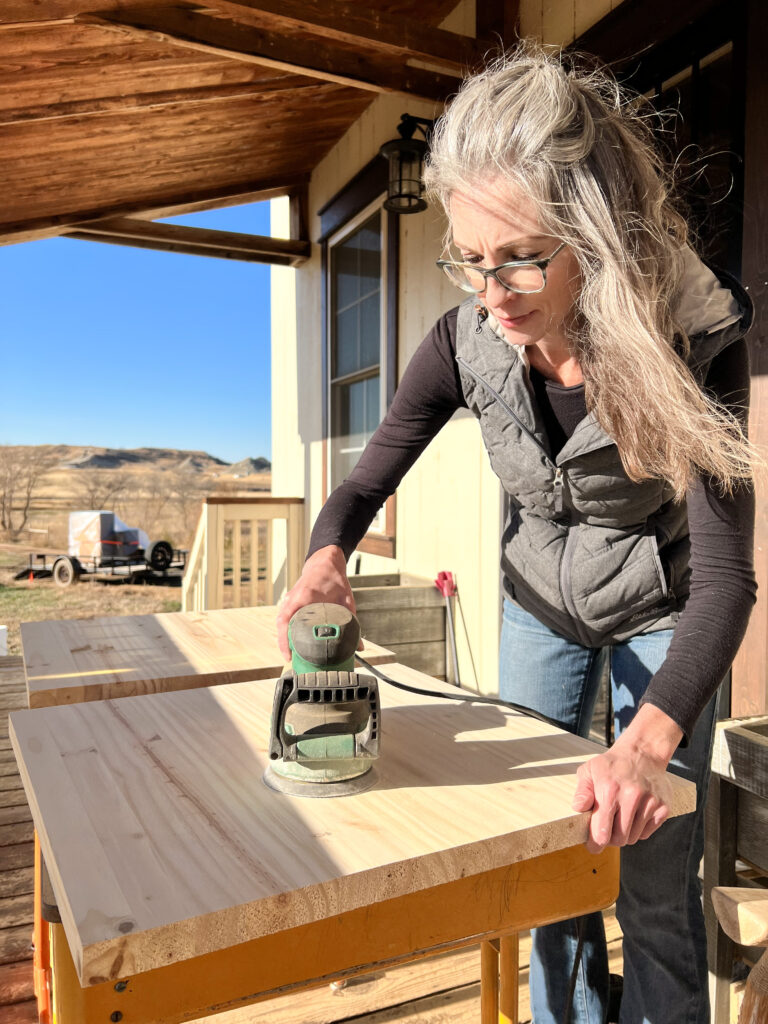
[{"left": 350, "top": 573, "right": 446, "bottom": 679}]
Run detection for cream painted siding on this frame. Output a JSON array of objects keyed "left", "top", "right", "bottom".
[{"left": 271, "top": 0, "right": 625, "bottom": 692}]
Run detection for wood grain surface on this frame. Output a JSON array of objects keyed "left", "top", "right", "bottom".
[
  {"left": 9, "top": 663, "right": 695, "bottom": 985},
  {"left": 20, "top": 606, "right": 395, "bottom": 707}
]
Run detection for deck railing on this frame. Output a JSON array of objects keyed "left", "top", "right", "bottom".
[{"left": 181, "top": 497, "right": 304, "bottom": 611}]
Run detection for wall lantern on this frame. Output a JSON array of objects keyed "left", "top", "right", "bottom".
[{"left": 379, "top": 114, "right": 434, "bottom": 214}]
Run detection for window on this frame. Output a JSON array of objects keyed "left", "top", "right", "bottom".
[
  {"left": 329, "top": 206, "right": 384, "bottom": 493},
  {"left": 320, "top": 158, "right": 398, "bottom": 558}
]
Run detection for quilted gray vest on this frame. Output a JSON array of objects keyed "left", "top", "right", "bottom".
[{"left": 455, "top": 291, "right": 751, "bottom": 647}]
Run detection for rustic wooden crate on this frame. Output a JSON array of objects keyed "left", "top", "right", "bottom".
[{"left": 350, "top": 573, "right": 446, "bottom": 679}]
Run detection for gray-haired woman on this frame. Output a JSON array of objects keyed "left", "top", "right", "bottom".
[{"left": 278, "top": 43, "right": 757, "bottom": 1022}]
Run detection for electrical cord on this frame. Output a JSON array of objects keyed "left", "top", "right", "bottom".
[
  {"left": 356, "top": 652, "right": 586, "bottom": 1024},
  {"left": 355, "top": 653, "right": 563, "bottom": 729}
]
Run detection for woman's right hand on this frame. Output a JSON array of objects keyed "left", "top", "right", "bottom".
[{"left": 276, "top": 545, "right": 357, "bottom": 660}]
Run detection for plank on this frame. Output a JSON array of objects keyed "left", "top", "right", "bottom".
[
  {"left": 0, "top": 791, "right": 26, "bottom": 809},
  {"left": 79, "top": 9, "right": 461, "bottom": 102},
  {"left": 0, "top": 926, "right": 32, "bottom": 966},
  {"left": 21, "top": 605, "right": 395, "bottom": 707},
  {"left": 68, "top": 217, "right": 310, "bottom": 266},
  {"left": 0, "top": 804, "right": 31, "bottom": 827},
  {"left": 711, "top": 716, "right": 768, "bottom": 799},
  {"left": 0, "top": 867, "right": 34, "bottom": 899},
  {"left": 0, "top": 999, "right": 37, "bottom": 1024},
  {"left": 0, "top": 958, "right": 34, "bottom": 1004},
  {"left": 0, "top": 895, "right": 33, "bottom": 930},
  {"left": 0, "top": 823, "right": 33, "bottom": 848},
  {"left": 0, "top": 846, "right": 34, "bottom": 872},
  {"left": 9, "top": 662, "right": 694, "bottom": 983}
]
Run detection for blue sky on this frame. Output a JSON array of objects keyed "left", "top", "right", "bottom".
[{"left": 0, "top": 202, "right": 272, "bottom": 465}]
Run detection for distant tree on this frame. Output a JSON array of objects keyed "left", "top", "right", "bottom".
[
  {"left": 0, "top": 446, "right": 55, "bottom": 539},
  {"left": 75, "top": 469, "right": 130, "bottom": 511}
]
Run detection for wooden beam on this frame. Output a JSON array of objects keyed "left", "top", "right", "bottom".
[
  {"left": 207, "top": 0, "right": 489, "bottom": 72},
  {"left": 476, "top": 1, "right": 520, "bottom": 48},
  {"left": 288, "top": 185, "right": 309, "bottom": 244},
  {"left": 64, "top": 217, "right": 311, "bottom": 265},
  {"left": 0, "top": 175, "right": 308, "bottom": 246},
  {"left": 0, "top": 78, "right": 317, "bottom": 127},
  {"left": 77, "top": 8, "right": 462, "bottom": 102}
]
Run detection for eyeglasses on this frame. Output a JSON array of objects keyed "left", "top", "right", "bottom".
[{"left": 436, "top": 242, "right": 567, "bottom": 295}]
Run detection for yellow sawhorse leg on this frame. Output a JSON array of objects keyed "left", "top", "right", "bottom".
[{"left": 482, "top": 935, "right": 519, "bottom": 1024}]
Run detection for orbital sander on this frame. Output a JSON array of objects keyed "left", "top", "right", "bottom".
[{"left": 264, "top": 603, "right": 380, "bottom": 798}]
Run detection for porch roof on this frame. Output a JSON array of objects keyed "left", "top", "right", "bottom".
[{"left": 0, "top": 1, "right": 504, "bottom": 258}]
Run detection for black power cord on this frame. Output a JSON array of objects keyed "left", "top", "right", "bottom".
[
  {"left": 354, "top": 654, "right": 563, "bottom": 729},
  {"left": 355, "top": 653, "right": 587, "bottom": 1024}
]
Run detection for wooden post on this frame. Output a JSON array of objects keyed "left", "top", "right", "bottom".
[
  {"left": 499, "top": 934, "right": 519, "bottom": 1024},
  {"left": 481, "top": 940, "right": 499, "bottom": 1024},
  {"left": 232, "top": 520, "right": 242, "bottom": 609}
]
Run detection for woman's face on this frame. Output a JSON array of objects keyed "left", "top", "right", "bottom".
[{"left": 449, "top": 184, "right": 581, "bottom": 352}]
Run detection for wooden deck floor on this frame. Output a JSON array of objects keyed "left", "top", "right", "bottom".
[
  {"left": 0, "top": 655, "right": 36, "bottom": 1024},
  {"left": 0, "top": 654, "right": 622, "bottom": 1024}
]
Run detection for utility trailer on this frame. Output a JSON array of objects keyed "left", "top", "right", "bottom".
[{"left": 16, "top": 510, "right": 187, "bottom": 587}]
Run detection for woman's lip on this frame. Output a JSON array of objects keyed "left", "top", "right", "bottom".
[{"left": 496, "top": 310, "right": 534, "bottom": 328}]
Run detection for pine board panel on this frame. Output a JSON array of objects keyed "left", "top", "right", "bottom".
[
  {"left": 21, "top": 606, "right": 395, "bottom": 708},
  {"left": 10, "top": 663, "right": 694, "bottom": 986}
]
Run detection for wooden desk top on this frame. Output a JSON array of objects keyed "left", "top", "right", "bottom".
[
  {"left": 20, "top": 606, "right": 395, "bottom": 707},
  {"left": 10, "top": 663, "right": 696, "bottom": 985}
]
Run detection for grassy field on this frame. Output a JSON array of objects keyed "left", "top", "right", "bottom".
[
  {"left": 0, "top": 451, "right": 272, "bottom": 656},
  {"left": 0, "top": 546, "right": 183, "bottom": 656}
]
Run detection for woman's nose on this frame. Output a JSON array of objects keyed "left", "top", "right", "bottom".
[{"left": 482, "top": 274, "right": 511, "bottom": 306}]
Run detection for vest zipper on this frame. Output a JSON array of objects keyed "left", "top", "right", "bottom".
[{"left": 553, "top": 467, "right": 564, "bottom": 515}]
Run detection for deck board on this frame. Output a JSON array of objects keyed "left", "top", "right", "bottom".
[{"left": 0, "top": 656, "right": 34, "bottom": 1019}]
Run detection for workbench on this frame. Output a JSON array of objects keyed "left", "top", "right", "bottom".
[
  {"left": 20, "top": 605, "right": 395, "bottom": 707},
  {"left": 10, "top": 661, "right": 696, "bottom": 1024}
]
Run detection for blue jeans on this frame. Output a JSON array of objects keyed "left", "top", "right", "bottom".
[{"left": 499, "top": 599, "right": 718, "bottom": 1024}]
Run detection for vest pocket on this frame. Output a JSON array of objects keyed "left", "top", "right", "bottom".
[{"left": 648, "top": 528, "right": 669, "bottom": 599}]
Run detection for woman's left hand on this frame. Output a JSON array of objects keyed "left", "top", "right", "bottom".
[{"left": 571, "top": 703, "right": 684, "bottom": 854}]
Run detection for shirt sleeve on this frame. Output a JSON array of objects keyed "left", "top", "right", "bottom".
[
  {"left": 307, "top": 308, "right": 466, "bottom": 559},
  {"left": 639, "top": 336, "right": 757, "bottom": 739}
]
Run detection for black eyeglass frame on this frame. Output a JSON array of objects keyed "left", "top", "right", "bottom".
[{"left": 436, "top": 241, "right": 568, "bottom": 295}]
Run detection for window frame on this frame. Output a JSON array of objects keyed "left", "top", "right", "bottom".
[{"left": 319, "top": 157, "right": 398, "bottom": 559}]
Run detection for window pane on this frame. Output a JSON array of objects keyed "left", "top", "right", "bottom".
[
  {"left": 334, "top": 306, "right": 358, "bottom": 378},
  {"left": 331, "top": 211, "right": 381, "bottom": 380},
  {"left": 330, "top": 373, "right": 380, "bottom": 490},
  {"left": 359, "top": 291, "right": 380, "bottom": 370}
]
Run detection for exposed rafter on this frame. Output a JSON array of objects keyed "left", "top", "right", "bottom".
[
  {"left": 214, "top": 0, "right": 491, "bottom": 70},
  {"left": 0, "top": 176, "right": 309, "bottom": 246},
  {"left": 65, "top": 217, "right": 311, "bottom": 265},
  {"left": 77, "top": 7, "right": 463, "bottom": 101}
]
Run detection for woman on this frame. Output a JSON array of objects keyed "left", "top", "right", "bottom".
[{"left": 277, "top": 44, "right": 757, "bottom": 1023}]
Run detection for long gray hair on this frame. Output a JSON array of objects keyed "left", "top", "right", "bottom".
[{"left": 424, "top": 42, "right": 755, "bottom": 498}]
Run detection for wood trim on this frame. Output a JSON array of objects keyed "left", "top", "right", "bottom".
[
  {"left": 476, "top": 1, "right": 520, "bottom": 48},
  {"left": 78, "top": 9, "right": 461, "bottom": 103},
  {"left": 322, "top": 184, "right": 398, "bottom": 558},
  {"left": 321, "top": 243, "right": 329, "bottom": 504},
  {"left": 319, "top": 157, "right": 388, "bottom": 241},
  {"left": 385, "top": 209, "right": 399, "bottom": 408},
  {"left": 731, "top": 0, "right": 768, "bottom": 718},
  {"left": 289, "top": 186, "right": 309, "bottom": 244},
  {"left": 0, "top": 176, "right": 309, "bottom": 245},
  {"left": 67, "top": 217, "right": 310, "bottom": 265},
  {"left": 205, "top": 497, "right": 303, "bottom": 505},
  {"left": 210, "top": 0, "right": 490, "bottom": 71},
  {"left": 573, "top": 0, "right": 727, "bottom": 63}
]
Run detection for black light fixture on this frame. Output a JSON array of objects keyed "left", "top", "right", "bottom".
[{"left": 379, "top": 114, "right": 434, "bottom": 214}]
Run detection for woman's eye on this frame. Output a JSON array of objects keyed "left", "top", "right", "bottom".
[{"left": 461, "top": 254, "right": 483, "bottom": 265}]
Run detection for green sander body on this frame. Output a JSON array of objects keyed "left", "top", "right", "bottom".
[{"left": 264, "top": 603, "right": 380, "bottom": 798}]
